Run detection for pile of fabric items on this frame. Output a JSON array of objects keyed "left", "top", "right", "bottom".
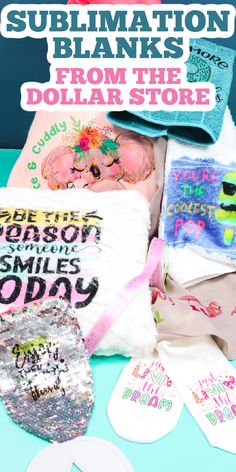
[{"left": 4, "top": 36, "right": 236, "bottom": 454}]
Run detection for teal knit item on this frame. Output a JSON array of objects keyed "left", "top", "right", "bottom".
[{"left": 108, "top": 39, "right": 236, "bottom": 146}]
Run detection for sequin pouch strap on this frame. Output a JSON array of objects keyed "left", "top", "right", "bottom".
[
  {"left": 84, "top": 237, "right": 165, "bottom": 357},
  {"left": 149, "top": 239, "right": 167, "bottom": 292}
]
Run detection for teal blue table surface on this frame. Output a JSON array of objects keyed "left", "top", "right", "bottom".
[{"left": 1, "top": 149, "right": 236, "bottom": 471}]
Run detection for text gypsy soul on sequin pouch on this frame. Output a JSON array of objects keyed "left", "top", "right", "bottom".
[{"left": 0, "top": 298, "right": 94, "bottom": 442}]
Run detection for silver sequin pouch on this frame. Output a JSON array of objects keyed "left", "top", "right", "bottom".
[{"left": 0, "top": 298, "right": 94, "bottom": 442}]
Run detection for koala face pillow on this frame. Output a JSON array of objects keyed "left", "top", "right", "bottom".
[
  {"left": 8, "top": 111, "right": 167, "bottom": 236},
  {"left": 8, "top": 111, "right": 157, "bottom": 199}
]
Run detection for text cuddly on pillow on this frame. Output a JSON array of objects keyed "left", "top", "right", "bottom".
[{"left": 0, "top": 187, "right": 157, "bottom": 356}]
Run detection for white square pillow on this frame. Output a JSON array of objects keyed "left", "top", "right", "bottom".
[{"left": 0, "top": 187, "right": 157, "bottom": 356}]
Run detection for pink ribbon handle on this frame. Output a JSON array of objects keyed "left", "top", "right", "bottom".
[
  {"left": 149, "top": 239, "right": 166, "bottom": 292},
  {"left": 84, "top": 237, "right": 166, "bottom": 357}
]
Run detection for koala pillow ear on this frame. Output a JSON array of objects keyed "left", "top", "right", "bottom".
[{"left": 116, "top": 132, "right": 154, "bottom": 183}]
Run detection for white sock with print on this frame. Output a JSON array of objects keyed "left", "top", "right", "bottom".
[
  {"left": 158, "top": 335, "right": 236, "bottom": 453},
  {"left": 107, "top": 353, "right": 183, "bottom": 443}
]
